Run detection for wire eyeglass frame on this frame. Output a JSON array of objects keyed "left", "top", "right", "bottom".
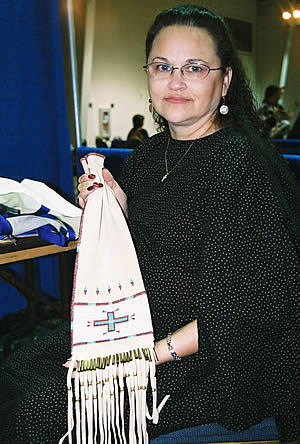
[{"left": 143, "top": 62, "right": 225, "bottom": 80}]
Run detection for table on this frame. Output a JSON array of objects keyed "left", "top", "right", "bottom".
[
  {"left": 0, "top": 239, "right": 77, "bottom": 265},
  {"left": 0, "top": 237, "right": 77, "bottom": 355}
]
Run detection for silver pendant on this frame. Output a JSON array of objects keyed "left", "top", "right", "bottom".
[{"left": 161, "top": 174, "right": 168, "bottom": 182}]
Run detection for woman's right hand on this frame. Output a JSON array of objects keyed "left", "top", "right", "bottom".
[
  {"left": 78, "top": 168, "right": 128, "bottom": 216},
  {"left": 77, "top": 168, "right": 115, "bottom": 209},
  {"left": 77, "top": 173, "right": 99, "bottom": 209}
]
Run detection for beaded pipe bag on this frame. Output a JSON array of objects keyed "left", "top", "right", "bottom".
[{"left": 60, "top": 154, "right": 167, "bottom": 444}]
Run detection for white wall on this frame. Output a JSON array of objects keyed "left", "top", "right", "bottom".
[{"left": 81, "top": 0, "right": 257, "bottom": 145}]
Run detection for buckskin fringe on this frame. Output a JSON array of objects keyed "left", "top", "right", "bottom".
[{"left": 59, "top": 347, "right": 163, "bottom": 444}]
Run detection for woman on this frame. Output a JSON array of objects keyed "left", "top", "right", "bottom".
[
  {"left": 79, "top": 4, "right": 299, "bottom": 442},
  {"left": 0, "top": 5, "right": 299, "bottom": 443}
]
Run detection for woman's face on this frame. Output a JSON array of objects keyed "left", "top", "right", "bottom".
[{"left": 147, "top": 25, "right": 232, "bottom": 137}]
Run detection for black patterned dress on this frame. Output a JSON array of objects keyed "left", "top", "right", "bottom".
[{"left": 0, "top": 128, "right": 299, "bottom": 443}]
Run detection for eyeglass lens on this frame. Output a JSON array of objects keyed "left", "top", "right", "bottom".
[{"left": 147, "top": 63, "right": 210, "bottom": 79}]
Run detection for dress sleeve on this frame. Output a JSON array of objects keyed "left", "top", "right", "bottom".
[{"left": 192, "top": 144, "right": 299, "bottom": 368}]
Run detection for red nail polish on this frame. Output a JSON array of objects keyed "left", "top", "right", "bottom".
[
  {"left": 88, "top": 174, "right": 96, "bottom": 179},
  {"left": 87, "top": 185, "right": 94, "bottom": 191},
  {"left": 93, "top": 182, "right": 103, "bottom": 188}
]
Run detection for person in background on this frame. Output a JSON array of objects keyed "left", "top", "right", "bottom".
[
  {"left": 258, "top": 85, "right": 291, "bottom": 139},
  {"left": 126, "top": 114, "right": 149, "bottom": 148},
  {"left": 0, "top": 5, "right": 299, "bottom": 443},
  {"left": 95, "top": 136, "right": 108, "bottom": 148},
  {"left": 111, "top": 136, "right": 127, "bottom": 148}
]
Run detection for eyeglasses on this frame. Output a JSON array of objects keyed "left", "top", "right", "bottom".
[{"left": 143, "top": 62, "right": 224, "bottom": 80}]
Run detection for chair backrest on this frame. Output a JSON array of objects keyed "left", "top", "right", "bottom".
[
  {"left": 76, "top": 147, "right": 132, "bottom": 181},
  {"left": 75, "top": 147, "right": 300, "bottom": 187},
  {"left": 273, "top": 139, "right": 300, "bottom": 155},
  {"left": 111, "top": 138, "right": 127, "bottom": 148},
  {"left": 283, "top": 154, "right": 300, "bottom": 183}
]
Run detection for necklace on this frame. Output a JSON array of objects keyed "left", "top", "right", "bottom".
[
  {"left": 161, "top": 138, "right": 196, "bottom": 182},
  {"left": 161, "top": 120, "right": 217, "bottom": 183}
]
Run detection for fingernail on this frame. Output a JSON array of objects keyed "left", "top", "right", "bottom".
[
  {"left": 93, "top": 182, "right": 103, "bottom": 188},
  {"left": 88, "top": 174, "right": 96, "bottom": 179},
  {"left": 87, "top": 185, "right": 94, "bottom": 191}
]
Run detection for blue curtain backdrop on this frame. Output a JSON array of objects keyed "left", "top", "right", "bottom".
[{"left": 0, "top": 0, "right": 75, "bottom": 317}]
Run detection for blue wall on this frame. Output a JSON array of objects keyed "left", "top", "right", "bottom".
[{"left": 0, "top": 0, "right": 74, "bottom": 317}]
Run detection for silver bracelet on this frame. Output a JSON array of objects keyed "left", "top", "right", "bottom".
[{"left": 166, "top": 332, "right": 181, "bottom": 361}]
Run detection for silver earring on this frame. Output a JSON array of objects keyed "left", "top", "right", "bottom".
[
  {"left": 220, "top": 96, "right": 229, "bottom": 115},
  {"left": 149, "top": 98, "right": 155, "bottom": 118}
]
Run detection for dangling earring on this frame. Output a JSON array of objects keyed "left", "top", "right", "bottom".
[
  {"left": 149, "top": 98, "right": 155, "bottom": 118},
  {"left": 219, "top": 96, "right": 229, "bottom": 115}
]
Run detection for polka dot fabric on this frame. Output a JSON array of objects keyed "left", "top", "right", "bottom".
[
  {"left": 0, "top": 128, "right": 299, "bottom": 443},
  {"left": 119, "top": 128, "right": 299, "bottom": 442},
  {"left": 0, "top": 322, "right": 70, "bottom": 443}
]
